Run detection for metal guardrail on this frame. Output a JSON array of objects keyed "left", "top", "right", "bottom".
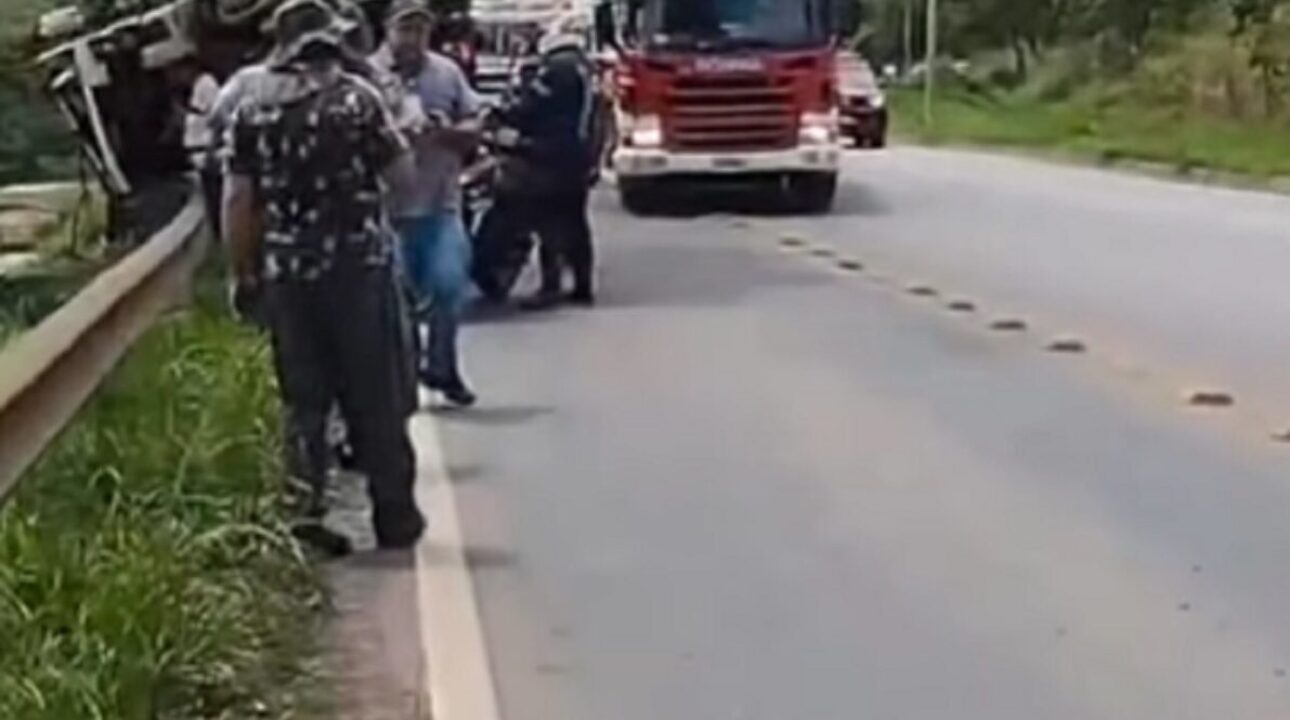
[{"left": 0, "top": 194, "right": 207, "bottom": 505}]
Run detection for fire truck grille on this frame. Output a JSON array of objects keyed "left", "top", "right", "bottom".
[{"left": 667, "top": 76, "right": 796, "bottom": 152}]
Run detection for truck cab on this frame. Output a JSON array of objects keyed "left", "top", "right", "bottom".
[{"left": 608, "top": 0, "right": 847, "bottom": 214}]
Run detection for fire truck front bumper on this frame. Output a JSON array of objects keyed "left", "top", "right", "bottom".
[{"left": 614, "top": 146, "right": 841, "bottom": 178}]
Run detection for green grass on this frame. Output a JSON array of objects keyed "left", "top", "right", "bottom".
[
  {"left": 0, "top": 271, "right": 330, "bottom": 719},
  {"left": 0, "top": 263, "right": 97, "bottom": 346},
  {"left": 890, "top": 86, "right": 1290, "bottom": 179}
]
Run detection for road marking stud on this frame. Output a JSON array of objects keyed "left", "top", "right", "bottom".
[
  {"left": 907, "top": 285, "right": 938, "bottom": 298},
  {"left": 810, "top": 247, "right": 836, "bottom": 259},
  {"left": 1272, "top": 429, "right": 1290, "bottom": 443},
  {"left": 779, "top": 235, "right": 807, "bottom": 248},
  {"left": 947, "top": 299, "right": 977, "bottom": 313},
  {"left": 1187, "top": 390, "right": 1235, "bottom": 408},
  {"left": 836, "top": 259, "right": 864, "bottom": 272},
  {"left": 1048, "top": 337, "right": 1087, "bottom": 354},
  {"left": 990, "top": 318, "right": 1028, "bottom": 332}
]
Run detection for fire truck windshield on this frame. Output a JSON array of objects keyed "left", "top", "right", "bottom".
[{"left": 639, "top": 0, "right": 827, "bottom": 51}]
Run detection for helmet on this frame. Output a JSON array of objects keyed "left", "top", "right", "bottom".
[
  {"left": 538, "top": 11, "right": 589, "bottom": 55},
  {"left": 266, "top": 0, "right": 349, "bottom": 67}
]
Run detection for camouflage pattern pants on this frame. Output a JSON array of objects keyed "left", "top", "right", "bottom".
[{"left": 264, "top": 263, "right": 422, "bottom": 541}]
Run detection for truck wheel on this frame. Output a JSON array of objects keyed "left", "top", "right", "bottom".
[
  {"left": 787, "top": 173, "right": 837, "bottom": 215},
  {"left": 620, "top": 179, "right": 661, "bottom": 215}
]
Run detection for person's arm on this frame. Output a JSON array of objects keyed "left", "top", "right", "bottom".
[
  {"left": 383, "top": 150, "right": 416, "bottom": 199},
  {"left": 191, "top": 74, "right": 221, "bottom": 114},
  {"left": 434, "top": 63, "right": 484, "bottom": 154},
  {"left": 207, "top": 72, "right": 246, "bottom": 145},
  {"left": 222, "top": 104, "right": 264, "bottom": 285},
  {"left": 184, "top": 75, "right": 221, "bottom": 155},
  {"left": 222, "top": 173, "right": 261, "bottom": 282},
  {"left": 497, "top": 58, "right": 556, "bottom": 133},
  {"left": 357, "top": 84, "right": 416, "bottom": 199}
]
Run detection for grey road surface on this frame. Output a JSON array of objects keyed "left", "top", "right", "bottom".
[
  {"left": 433, "top": 149, "right": 1290, "bottom": 720},
  {"left": 772, "top": 149, "right": 1290, "bottom": 424}
]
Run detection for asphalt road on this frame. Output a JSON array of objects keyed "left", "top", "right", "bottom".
[{"left": 428, "top": 148, "right": 1290, "bottom": 719}]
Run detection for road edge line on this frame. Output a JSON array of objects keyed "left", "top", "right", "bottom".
[{"left": 411, "top": 414, "right": 502, "bottom": 720}]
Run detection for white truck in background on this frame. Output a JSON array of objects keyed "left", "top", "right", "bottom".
[{"left": 469, "top": 0, "right": 598, "bottom": 99}]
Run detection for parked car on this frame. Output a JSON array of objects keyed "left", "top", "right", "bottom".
[{"left": 836, "top": 51, "right": 888, "bottom": 149}]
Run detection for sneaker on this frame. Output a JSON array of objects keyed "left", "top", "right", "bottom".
[
  {"left": 420, "top": 371, "right": 478, "bottom": 408},
  {"left": 440, "top": 378, "right": 478, "bottom": 408}
]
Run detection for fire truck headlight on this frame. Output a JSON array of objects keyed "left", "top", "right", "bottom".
[
  {"left": 799, "top": 112, "right": 839, "bottom": 145},
  {"left": 626, "top": 114, "right": 663, "bottom": 148}
]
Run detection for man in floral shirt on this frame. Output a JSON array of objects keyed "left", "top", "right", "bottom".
[{"left": 223, "top": 0, "right": 424, "bottom": 552}]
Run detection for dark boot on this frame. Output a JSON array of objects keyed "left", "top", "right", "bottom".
[
  {"left": 375, "top": 506, "right": 426, "bottom": 550},
  {"left": 567, "top": 280, "right": 595, "bottom": 307}
]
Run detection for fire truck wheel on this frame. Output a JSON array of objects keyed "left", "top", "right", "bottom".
[
  {"left": 620, "top": 179, "right": 664, "bottom": 216},
  {"left": 787, "top": 173, "right": 838, "bottom": 215}
]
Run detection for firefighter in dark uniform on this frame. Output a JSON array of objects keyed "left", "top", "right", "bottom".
[
  {"left": 222, "top": 0, "right": 424, "bottom": 552},
  {"left": 502, "top": 12, "right": 599, "bottom": 309}
]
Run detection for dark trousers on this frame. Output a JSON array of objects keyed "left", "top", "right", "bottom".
[
  {"left": 200, "top": 168, "right": 223, "bottom": 239},
  {"left": 530, "top": 183, "right": 594, "bottom": 294},
  {"left": 264, "top": 264, "right": 421, "bottom": 541}
]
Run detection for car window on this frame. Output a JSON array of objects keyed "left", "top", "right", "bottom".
[{"left": 837, "top": 53, "right": 878, "bottom": 94}]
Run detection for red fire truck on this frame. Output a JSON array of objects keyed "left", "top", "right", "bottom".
[{"left": 605, "top": 0, "right": 852, "bottom": 214}]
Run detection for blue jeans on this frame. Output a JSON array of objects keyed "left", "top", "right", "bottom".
[{"left": 395, "top": 213, "right": 472, "bottom": 383}]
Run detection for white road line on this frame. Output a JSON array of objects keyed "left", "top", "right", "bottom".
[{"left": 411, "top": 414, "right": 502, "bottom": 720}]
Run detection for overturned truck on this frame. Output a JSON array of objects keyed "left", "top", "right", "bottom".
[{"left": 32, "top": 0, "right": 394, "bottom": 239}]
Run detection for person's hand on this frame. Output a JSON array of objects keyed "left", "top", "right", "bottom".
[
  {"left": 437, "top": 125, "right": 480, "bottom": 155},
  {"left": 495, "top": 127, "right": 522, "bottom": 149},
  {"left": 391, "top": 90, "right": 429, "bottom": 134},
  {"left": 425, "top": 109, "right": 451, "bottom": 128}
]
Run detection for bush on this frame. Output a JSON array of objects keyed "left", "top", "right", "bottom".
[{"left": 1033, "top": 44, "right": 1100, "bottom": 102}]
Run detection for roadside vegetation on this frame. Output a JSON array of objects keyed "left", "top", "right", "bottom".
[
  {"left": 0, "top": 191, "right": 111, "bottom": 345},
  {"left": 862, "top": 0, "right": 1290, "bottom": 179},
  {"left": 0, "top": 4, "right": 334, "bottom": 716},
  {"left": 0, "top": 259, "right": 97, "bottom": 346},
  {"left": 888, "top": 84, "right": 1290, "bottom": 178},
  {"left": 0, "top": 273, "right": 330, "bottom": 719},
  {"left": 0, "top": 0, "right": 76, "bottom": 184},
  {"left": 0, "top": 0, "right": 102, "bottom": 344}
]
